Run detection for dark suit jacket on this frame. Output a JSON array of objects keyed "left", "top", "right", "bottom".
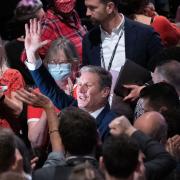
[
  {"left": 30, "top": 65, "right": 118, "bottom": 141},
  {"left": 32, "top": 156, "right": 99, "bottom": 180},
  {"left": 32, "top": 130, "right": 176, "bottom": 180},
  {"left": 132, "top": 131, "right": 176, "bottom": 180},
  {"left": 82, "top": 17, "right": 164, "bottom": 71}
]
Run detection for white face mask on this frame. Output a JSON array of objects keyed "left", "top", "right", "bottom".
[{"left": 48, "top": 63, "right": 72, "bottom": 81}]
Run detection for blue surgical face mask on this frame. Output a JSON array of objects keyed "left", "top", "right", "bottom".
[{"left": 48, "top": 63, "right": 72, "bottom": 81}]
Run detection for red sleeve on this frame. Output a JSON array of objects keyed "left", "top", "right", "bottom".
[
  {"left": 151, "top": 16, "right": 180, "bottom": 47},
  {"left": 27, "top": 105, "right": 44, "bottom": 120},
  {"left": 1, "top": 69, "right": 25, "bottom": 96}
]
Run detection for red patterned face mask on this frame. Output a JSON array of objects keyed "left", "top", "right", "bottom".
[{"left": 54, "top": 0, "right": 76, "bottom": 14}]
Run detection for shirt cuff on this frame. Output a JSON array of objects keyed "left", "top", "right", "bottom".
[{"left": 25, "top": 58, "right": 42, "bottom": 71}]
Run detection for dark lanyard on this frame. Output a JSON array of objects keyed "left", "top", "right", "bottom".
[{"left": 100, "top": 26, "right": 124, "bottom": 71}]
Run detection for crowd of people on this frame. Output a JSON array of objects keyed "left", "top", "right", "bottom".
[{"left": 0, "top": 0, "right": 180, "bottom": 179}]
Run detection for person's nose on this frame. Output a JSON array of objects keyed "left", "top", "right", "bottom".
[
  {"left": 86, "top": 8, "right": 91, "bottom": 17},
  {"left": 78, "top": 84, "right": 87, "bottom": 93}
]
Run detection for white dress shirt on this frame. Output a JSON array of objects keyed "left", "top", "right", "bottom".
[{"left": 100, "top": 14, "right": 126, "bottom": 104}]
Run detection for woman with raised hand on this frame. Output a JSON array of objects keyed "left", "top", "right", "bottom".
[{"left": 25, "top": 19, "right": 80, "bottom": 151}]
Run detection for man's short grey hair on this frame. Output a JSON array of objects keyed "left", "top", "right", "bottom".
[
  {"left": 80, "top": 65, "right": 112, "bottom": 90},
  {"left": 156, "top": 59, "right": 180, "bottom": 94}
]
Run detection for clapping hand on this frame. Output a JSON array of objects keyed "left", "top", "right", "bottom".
[{"left": 15, "top": 88, "right": 53, "bottom": 109}]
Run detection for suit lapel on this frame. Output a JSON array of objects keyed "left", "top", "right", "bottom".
[
  {"left": 96, "top": 103, "right": 110, "bottom": 127},
  {"left": 124, "top": 18, "right": 137, "bottom": 61},
  {"left": 89, "top": 27, "right": 101, "bottom": 66}
]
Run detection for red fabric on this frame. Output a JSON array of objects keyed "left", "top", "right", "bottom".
[
  {"left": 151, "top": 16, "right": 180, "bottom": 47},
  {"left": 21, "top": 9, "right": 86, "bottom": 62},
  {"left": 27, "top": 86, "right": 77, "bottom": 121},
  {"left": 0, "top": 68, "right": 25, "bottom": 131},
  {"left": 53, "top": 0, "right": 76, "bottom": 13}
]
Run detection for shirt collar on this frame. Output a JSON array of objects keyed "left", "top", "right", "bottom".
[
  {"left": 90, "top": 106, "right": 105, "bottom": 118},
  {"left": 100, "top": 13, "right": 125, "bottom": 36}
]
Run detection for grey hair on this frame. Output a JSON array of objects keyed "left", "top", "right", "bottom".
[
  {"left": 156, "top": 60, "right": 180, "bottom": 94},
  {"left": 80, "top": 65, "right": 112, "bottom": 89},
  {"left": 44, "top": 36, "right": 79, "bottom": 65}
]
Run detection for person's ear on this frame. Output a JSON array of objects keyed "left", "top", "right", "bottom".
[
  {"left": 159, "top": 106, "right": 168, "bottom": 113},
  {"left": 101, "top": 87, "right": 110, "bottom": 98},
  {"left": 106, "top": 2, "right": 115, "bottom": 14}
]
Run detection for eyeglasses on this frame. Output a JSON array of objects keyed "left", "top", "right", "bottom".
[{"left": 48, "top": 59, "right": 72, "bottom": 64}]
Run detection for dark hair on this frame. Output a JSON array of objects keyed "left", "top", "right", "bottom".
[
  {"left": 163, "top": 109, "right": 180, "bottom": 137},
  {"left": 140, "top": 82, "right": 180, "bottom": 137},
  {"left": 0, "top": 128, "right": 16, "bottom": 173},
  {"left": 140, "top": 82, "right": 180, "bottom": 110},
  {"left": 102, "top": 135, "right": 139, "bottom": 178},
  {"left": 152, "top": 47, "right": 180, "bottom": 68},
  {"left": 100, "top": 0, "right": 120, "bottom": 7},
  {"left": 118, "top": 0, "right": 148, "bottom": 19},
  {"left": 14, "top": 136, "right": 31, "bottom": 174},
  {"left": 59, "top": 107, "right": 98, "bottom": 155}
]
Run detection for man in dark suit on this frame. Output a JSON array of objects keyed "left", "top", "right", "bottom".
[
  {"left": 83, "top": 0, "right": 164, "bottom": 119},
  {"left": 23, "top": 19, "right": 118, "bottom": 142},
  {"left": 27, "top": 64, "right": 118, "bottom": 141},
  {"left": 83, "top": 0, "right": 163, "bottom": 71}
]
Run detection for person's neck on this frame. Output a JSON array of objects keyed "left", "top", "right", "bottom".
[
  {"left": 105, "top": 172, "right": 134, "bottom": 180},
  {"left": 101, "top": 12, "right": 122, "bottom": 34},
  {"left": 86, "top": 101, "right": 107, "bottom": 114}
]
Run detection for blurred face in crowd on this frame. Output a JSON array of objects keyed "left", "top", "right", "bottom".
[
  {"left": 77, "top": 71, "right": 110, "bottom": 112},
  {"left": 151, "top": 68, "right": 165, "bottom": 84},
  {"left": 85, "top": 0, "right": 110, "bottom": 25},
  {"left": 47, "top": 49, "right": 73, "bottom": 90}
]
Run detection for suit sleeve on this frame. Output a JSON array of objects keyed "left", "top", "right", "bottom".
[
  {"left": 29, "top": 65, "right": 77, "bottom": 109},
  {"left": 82, "top": 34, "right": 89, "bottom": 66},
  {"left": 131, "top": 130, "right": 176, "bottom": 180},
  {"left": 146, "top": 28, "right": 164, "bottom": 71}
]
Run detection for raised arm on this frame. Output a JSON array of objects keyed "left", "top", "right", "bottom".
[
  {"left": 24, "top": 19, "right": 76, "bottom": 109},
  {"left": 15, "top": 88, "right": 64, "bottom": 153},
  {"left": 109, "top": 116, "right": 176, "bottom": 180}
]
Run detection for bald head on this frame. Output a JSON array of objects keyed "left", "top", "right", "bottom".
[{"left": 134, "top": 111, "right": 167, "bottom": 144}]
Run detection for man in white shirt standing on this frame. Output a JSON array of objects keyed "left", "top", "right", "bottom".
[{"left": 82, "top": 0, "right": 164, "bottom": 119}]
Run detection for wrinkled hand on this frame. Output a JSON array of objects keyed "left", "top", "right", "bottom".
[
  {"left": 109, "top": 116, "right": 136, "bottom": 136},
  {"left": 15, "top": 88, "right": 53, "bottom": 109},
  {"left": 166, "top": 135, "right": 180, "bottom": 160},
  {"left": 123, "top": 84, "right": 145, "bottom": 102}
]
